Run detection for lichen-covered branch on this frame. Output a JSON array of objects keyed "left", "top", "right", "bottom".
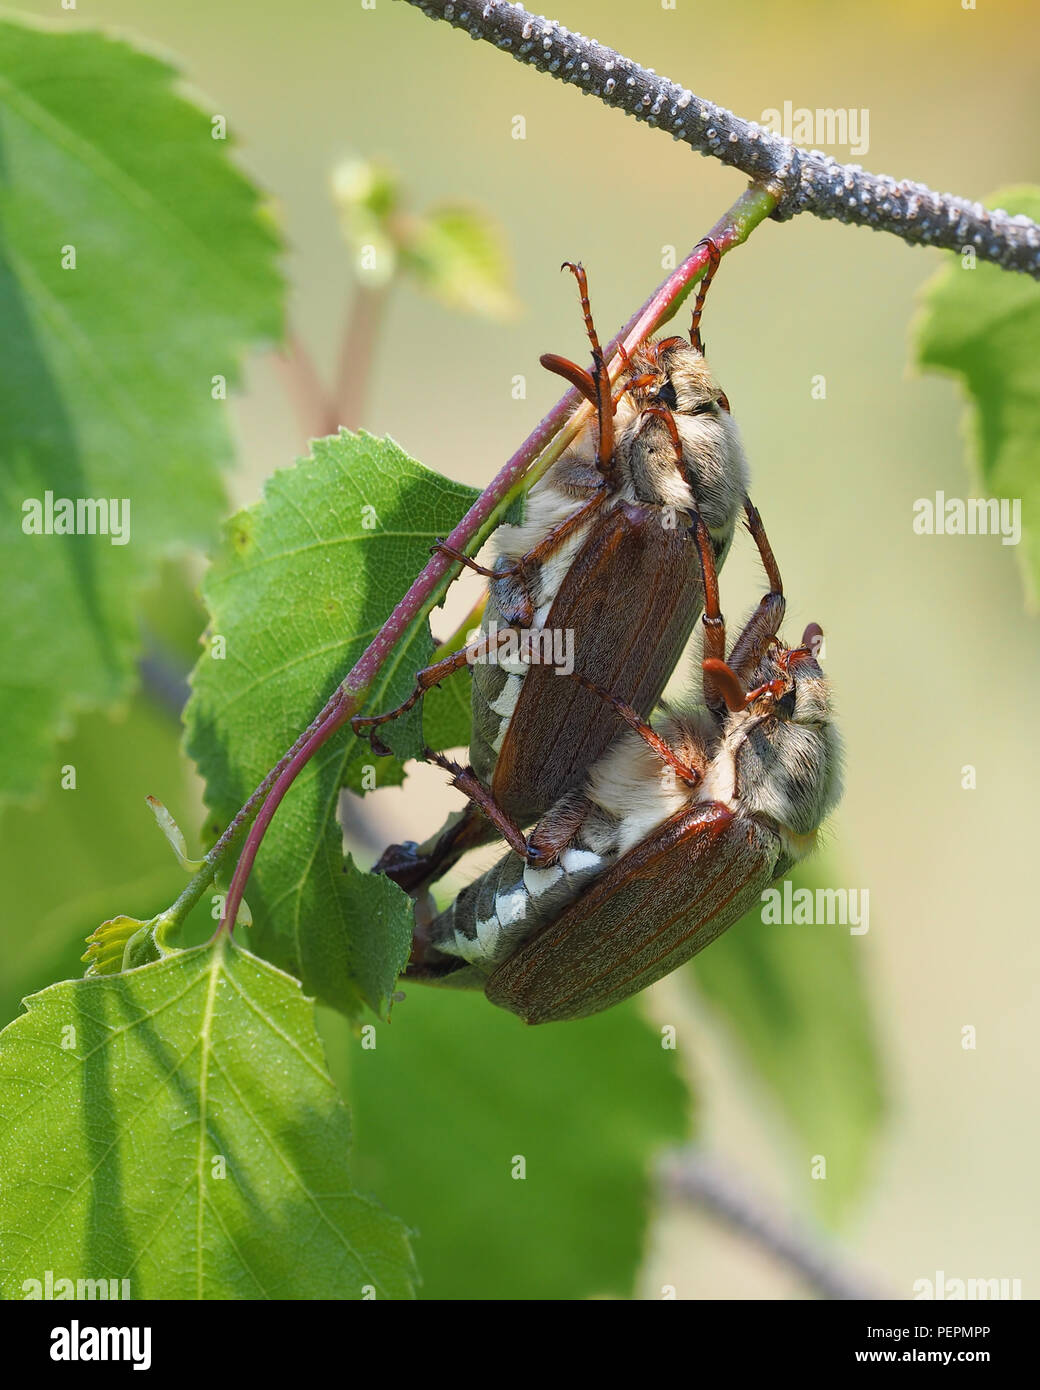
[{"left": 402, "top": 0, "right": 1040, "bottom": 278}]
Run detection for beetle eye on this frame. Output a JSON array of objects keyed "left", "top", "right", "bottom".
[
  {"left": 657, "top": 380, "right": 678, "bottom": 410},
  {"left": 776, "top": 689, "right": 796, "bottom": 719}
]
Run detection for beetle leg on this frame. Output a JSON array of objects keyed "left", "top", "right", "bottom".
[
  {"left": 689, "top": 513, "right": 726, "bottom": 665},
  {"left": 429, "top": 542, "right": 502, "bottom": 579},
  {"left": 423, "top": 751, "right": 543, "bottom": 863},
  {"left": 423, "top": 754, "right": 595, "bottom": 869},
  {"left": 702, "top": 658, "right": 749, "bottom": 713},
  {"left": 637, "top": 404, "right": 684, "bottom": 478},
  {"left": 613, "top": 372, "right": 654, "bottom": 409},
  {"left": 726, "top": 497, "right": 786, "bottom": 683},
  {"left": 560, "top": 260, "right": 605, "bottom": 368},
  {"left": 558, "top": 262, "right": 617, "bottom": 484},
  {"left": 564, "top": 672, "right": 703, "bottom": 788},
  {"left": 686, "top": 511, "right": 731, "bottom": 720},
  {"left": 507, "top": 486, "right": 611, "bottom": 572},
  {"left": 379, "top": 783, "right": 593, "bottom": 893},
  {"left": 351, "top": 628, "right": 511, "bottom": 741},
  {"left": 689, "top": 237, "right": 722, "bottom": 356},
  {"left": 354, "top": 475, "right": 609, "bottom": 746},
  {"left": 373, "top": 802, "right": 495, "bottom": 895},
  {"left": 438, "top": 485, "right": 609, "bottom": 598},
  {"left": 487, "top": 485, "right": 613, "bottom": 628},
  {"left": 526, "top": 791, "right": 594, "bottom": 866},
  {"left": 744, "top": 496, "right": 783, "bottom": 595}
]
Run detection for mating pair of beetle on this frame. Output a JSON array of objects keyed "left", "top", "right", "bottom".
[{"left": 353, "top": 243, "right": 842, "bottom": 1024}]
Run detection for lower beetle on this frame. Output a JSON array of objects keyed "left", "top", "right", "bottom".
[{"left": 405, "top": 520, "right": 842, "bottom": 1023}]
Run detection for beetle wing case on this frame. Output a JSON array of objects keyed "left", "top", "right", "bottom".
[
  {"left": 485, "top": 802, "right": 780, "bottom": 1024},
  {"left": 475, "top": 502, "right": 711, "bottom": 822}
]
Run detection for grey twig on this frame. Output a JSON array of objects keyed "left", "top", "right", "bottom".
[
  {"left": 660, "top": 1147, "right": 889, "bottom": 1301},
  {"left": 401, "top": 0, "right": 1040, "bottom": 277}
]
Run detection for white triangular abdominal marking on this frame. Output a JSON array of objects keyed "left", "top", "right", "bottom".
[
  {"left": 560, "top": 847, "right": 603, "bottom": 874},
  {"left": 489, "top": 676, "right": 523, "bottom": 720},
  {"left": 495, "top": 884, "right": 529, "bottom": 926},
  {"left": 451, "top": 918, "right": 495, "bottom": 965},
  {"left": 523, "top": 862, "right": 565, "bottom": 897}
]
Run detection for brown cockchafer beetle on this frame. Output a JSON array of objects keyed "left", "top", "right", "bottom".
[
  {"left": 354, "top": 243, "right": 778, "bottom": 892},
  {"left": 404, "top": 519, "right": 843, "bottom": 1024}
]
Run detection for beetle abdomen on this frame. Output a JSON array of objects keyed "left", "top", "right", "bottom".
[
  {"left": 417, "top": 727, "right": 710, "bottom": 979},
  {"left": 426, "top": 843, "right": 609, "bottom": 974},
  {"left": 470, "top": 586, "right": 527, "bottom": 785}
]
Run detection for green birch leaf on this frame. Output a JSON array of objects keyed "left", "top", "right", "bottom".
[
  {"left": 184, "top": 431, "right": 478, "bottom": 1019},
  {"left": 417, "top": 652, "right": 474, "bottom": 753},
  {"left": 0, "top": 940, "right": 416, "bottom": 1300},
  {"left": 915, "top": 186, "right": 1040, "bottom": 605},
  {"left": 0, "top": 18, "right": 283, "bottom": 803}
]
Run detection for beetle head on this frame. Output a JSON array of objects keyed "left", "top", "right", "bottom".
[
  {"left": 626, "top": 338, "right": 722, "bottom": 415},
  {"left": 617, "top": 338, "right": 748, "bottom": 532},
  {"left": 703, "top": 624, "right": 843, "bottom": 848}
]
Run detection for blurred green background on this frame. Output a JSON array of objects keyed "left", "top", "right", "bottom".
[{"left": 5, "top": 0, "right": 1039, "bottom": 1298}]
